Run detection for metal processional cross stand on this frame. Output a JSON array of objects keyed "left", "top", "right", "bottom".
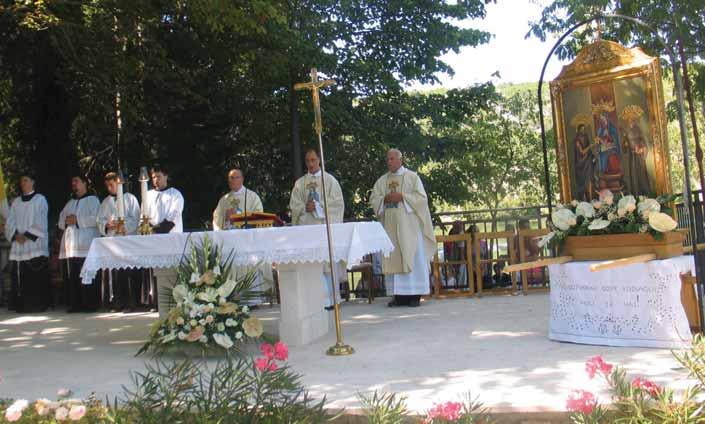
[{"left": 294, "top": 68, "right": 354, "bottom": 356}]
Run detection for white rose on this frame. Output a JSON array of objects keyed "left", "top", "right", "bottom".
[
  {"left": 213, "top": 333, "right": 234, "bottom": 349},
  {"left": 571, "top": 200, "right": 579, "bottom": 207},
  {"left": 649, "top": 212, "right": 678, "bottom": 233},
  {"left": 199, "top": 335, "right": 208, "bottom": 344},
  {"left": 178, "top": 332, "right": 188, "bottom": 340},
  {"left": 205, "top": 315, "right": 214, "bottom": 324},
  {"left": 190, "top": 319, "right": 198, "bottom": 327},
  {"left": 242, "top": 305, "right": 250, "bottom": 314},
  {"left": 225, "top": 318, "right": 237, "bottom": 327},
  {"left": 588, "top": 219, "right": 611, "bottom": 231},
  {"left": 199, "top": 319, "right": 206, "bottom": 326},
  {"left": 217, "top": 323, "right": 226, "bottom": 332},
  {"left": 235, "top": 331, "right": 243, "bottom": 340},
  {"left": 575, "top": 202, "right": 595, "bottom": 218},
  {"left": 617, "top": 195, "right": 636, "bottom": 212},
  {"left": 551, "top": 208, "right": 577, "bottom": 231},
  {"left": 599, "top": 189, "right": 614, "bottom": 205},
  {"left": 638, "top": 198, "right": 661, "bottom": 219}
]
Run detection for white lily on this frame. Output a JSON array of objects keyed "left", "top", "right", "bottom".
[
  {"left": 588, "top": 219, "right": 611, "bottom": 231},
  {"left": 213, "top": 333, "right": 234, "bottom": 349}
]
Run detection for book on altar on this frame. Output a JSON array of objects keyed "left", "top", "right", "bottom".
[{"left": 229, "top": 212, "right": 284, "bottom": 228}]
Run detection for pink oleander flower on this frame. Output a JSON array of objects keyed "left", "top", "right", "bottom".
[
  {"left": 69, "top": 404, "right": 86, "bottom": 421},
  {"left": 585, "top": 355, "right": 613, "bottom": 379},
  {"left": 274, "top": 341, "right": 289, "bottom": 361},
  {"left": 260, "top": 343, "right": 275, "bottom": 359},
  {"left": 4, "top": 408, "right": 22, "bottom": 422},
  {"left": 425, "top": 401, "right": 463, "bottom": 423},
  {"left": 566, "top": 390, "right": 596, "bottom": 415},
  {"left": 632, "top": 377, "right": 662, "bottom": 397},
  {"left": 55, "top": 406, "right": 69, "bottom": 421}
]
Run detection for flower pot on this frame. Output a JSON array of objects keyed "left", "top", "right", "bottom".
[{"left": 560, "top": 232, "right": 684, "bottom": 261}]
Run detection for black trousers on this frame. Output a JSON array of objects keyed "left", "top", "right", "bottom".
[
  {"left": 63, "top": 258, "right": 99, "bottom": 312},
  {"left": 9, "top": 257, "right": 50, "bottom": 313},
  {"left": 111, "top": 269, "right": 141, "bottom": 310}
]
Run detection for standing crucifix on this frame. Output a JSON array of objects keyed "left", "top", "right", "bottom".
[{"left": 294, "top": 68, "right": 354, "bottom": 356}]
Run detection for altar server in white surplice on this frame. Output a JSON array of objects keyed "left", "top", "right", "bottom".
[
  {"left": 213, "top": 168, "right": 272, "bottom": 305},
  {"left": 370, "top": 149, "right": 435, "bottom": 308},
  {"left": 212, "top": 169, "right": 263, "bottom": 230},
  {"left": 97, "top": 172, "right": 141, "bottom": 312},
  {"left": 289, "top": 149, "right": 345, "bottom": 307},
  {"left": 58, "top": 174, "right": 101, "bottom": 312},
  {"left": 5, "top": 174, "right": 50, "bottom": 313},
  {"left": 147, "top": 165, "right": 184, "bottom": 233}
]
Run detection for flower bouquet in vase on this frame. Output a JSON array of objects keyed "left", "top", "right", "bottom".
[
  {"left": 138, "top": 236, "right": 265, "bottom": 356},
  {"left": 539, "top": 190, "right": 683, "bottom": 261}
]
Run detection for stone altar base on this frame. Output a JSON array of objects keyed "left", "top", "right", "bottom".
[{"left": 0, "top": 294, "right": 692, "bottom": 414}]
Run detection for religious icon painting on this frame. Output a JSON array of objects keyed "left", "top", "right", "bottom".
[{"left": 550, "top": 40, "right": 671, "bottom": 202}]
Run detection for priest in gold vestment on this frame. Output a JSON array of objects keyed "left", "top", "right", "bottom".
[
  {"left": 289, "top": 149, "right": 345, "bottom": 307},
  {"left": 370, "top": 149, "right": 435, "bottom": 307}
]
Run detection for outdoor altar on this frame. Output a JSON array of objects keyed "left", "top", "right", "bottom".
[{"left": 80, "top": 222, "right": 393, "bottom": 346}]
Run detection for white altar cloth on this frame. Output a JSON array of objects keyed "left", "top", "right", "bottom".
[
  {"left": 80, "top": 222, "right": 393, "bottom": 346},
  {"left": 549, "top": 255, "right": 695, "bottom": 349},
  {"left": 80, "top": 222, "right": 393, "bottom": 283}
]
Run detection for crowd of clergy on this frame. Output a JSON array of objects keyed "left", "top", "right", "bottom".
[{"left": 3, "top": 148, "right": 436, "bottom": 314}]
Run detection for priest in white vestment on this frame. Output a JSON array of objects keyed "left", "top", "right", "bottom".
[
  {"left": 370, "top": 149, "right": 435, "bottom": 307},
  {"left": 5, "top": 175, "right": 50, "bottom": 313},
  {"left": 97, "top": 172, "right": 141, "bottom": 312},
  {"left": 147, "top": 165, "right": 184, "bottom": 233},
  {"left": 289, "top": 149, "right": 346, "bottom": 307},
  {"left": 212, "top": 169, "right": 264, "bottom": 230},
  {"left": 58, "top": 174, "right": 101, "bottom": 312},
  {"left": 212, "top": 168, "right": 272, "bottom": 305}
]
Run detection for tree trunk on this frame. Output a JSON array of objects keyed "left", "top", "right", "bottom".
[
  {"left": 289, "top": 73, "right": 303, "bottom": 181},
  {"left": 679, "top": 40, "right": 705, "bottom": 193},
  {"left": 32, "top": 31, "right": 76, "bottom": 220}
]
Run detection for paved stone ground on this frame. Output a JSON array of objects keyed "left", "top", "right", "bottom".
[{"left": 0, "top": 293, "right": 690, "bottom": 413}]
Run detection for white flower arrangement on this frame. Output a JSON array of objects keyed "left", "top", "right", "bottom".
[
  {"left": 542, "top": 192, "right": 679, "bottom": 249},
  {"left": 139, "top": 237, "right": 263, "bottom": 356}
]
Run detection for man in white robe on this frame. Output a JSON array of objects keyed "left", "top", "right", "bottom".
[
  {"left": 212, "top": 169, "right": 264, "bottom": 230},
  {"left": 289, "top": 149, "right": 346, "bottom": 307},
  {"left": 213, "top": 168, "right": 272, "bottom": 305},
  {"left": 147, "top": 165, "right": 184, "bottom": 233},
  {"left": 5, "top": 175, "right": 50, "bottom": 313},
  {"left": 370, "top": 149, "right": 435, "bottom": 307},
  {"left": 58, "top": 174, "right": 101, "bottom": 312},
  {"left": 97, "top": 172, "right": 141, "bottom": 312}
]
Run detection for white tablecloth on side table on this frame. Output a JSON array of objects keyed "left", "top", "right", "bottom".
[
  {"left": 549, "top": 255, "right": 694, "bottom": 349},
  {"left": 80, "top": 222, "right": 394, "bottom": 346}
]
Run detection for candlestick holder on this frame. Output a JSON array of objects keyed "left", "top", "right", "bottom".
[
  {"left": 116, "top": 218, "right": 127, "bottom": 236},
  {"left": 139, "top": 216, "right": 153, "bottom": 235}
]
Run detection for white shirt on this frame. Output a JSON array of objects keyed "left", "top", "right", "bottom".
[
  {"left": 147, "top": 187, "right": 184, "bottom": 233},
  {"left": 97, "top": 193, "right": 141, "bottom": 236},
  {"left": 5, "top": 192, "right": 49, "bottom": 261},
  {"left": 58, "top": 194, "right": 100, "bottom": 259}
]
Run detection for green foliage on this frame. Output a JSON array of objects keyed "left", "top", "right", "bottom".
[{"left": 358, "top": 391, "right": 409, "bottom": 424}]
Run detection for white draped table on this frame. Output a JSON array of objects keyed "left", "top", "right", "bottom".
[
  {"left": 549, "top": 255, "right": 695, "bottom": 349},
  {"left": 81, "top": 222, "right": 393, "bottom": 346}
]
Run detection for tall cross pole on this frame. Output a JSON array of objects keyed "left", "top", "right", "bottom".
[{"left": 294, "top": 68, "right": 354, "bottom": 356}]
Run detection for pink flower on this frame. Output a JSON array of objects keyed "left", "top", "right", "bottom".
[
  {"left": 274, "top": 341, "right": 289, "bottom": 361},
  {"left": 425, "top": 401, "right": 463, "bottom": 422},
  {"left": 585, "top": 356, "right": 613, "bottom": 379},
  {"left": 566, "top": 390, "right": 596, "bottom": 415},
  {"left": 260, "top": 343, "right": 275, "bottom": 359},
  {"left": 267, "top": 361, "right": 278, "bottom": 372},
  {"left": 632, "top": 377, "right": 661, "bottom": 397},
  {"left": 55, "top": 406, "right": 69, "bottom": 421},
  {"left": 4, "top": 408, "right": 22, "bottom": 422},
  {"left": 69, "top": 404, "right": 86, "bottom": 421}
]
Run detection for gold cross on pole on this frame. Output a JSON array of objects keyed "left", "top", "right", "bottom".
[{"left": 294, "top": 68, "right": 335, "bottom": 135}]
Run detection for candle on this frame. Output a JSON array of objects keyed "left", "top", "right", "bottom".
[
  {"left": 139, "top": 167, "right": 149, "bottom": 217},
  {"left": 116, "top": 182, "right": 125, "bottom": 219}
]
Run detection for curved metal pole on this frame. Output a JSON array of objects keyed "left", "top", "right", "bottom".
[{"left": 538, "top": 12, "right": 704, "bottom": 329}]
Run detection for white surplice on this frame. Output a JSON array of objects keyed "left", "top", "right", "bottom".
[
  {"left": 58, "top": 194, "right": 100, "bottom": 259},
  {"left": 97, "top": 193, "right": 141, "bottom": 236},
  {"left": 147, "top": 187, "right": 184, "bottom": 232},
  {"left": 212, "top": 187, "right": 263, "bottom": 230},
  {"left": 5, "top": 193, "right": 49, "bottom": 261}
]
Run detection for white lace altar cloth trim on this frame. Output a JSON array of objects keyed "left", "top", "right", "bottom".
[
  {"left": 81, "top": 222, "right": 393, "bottom": 284},
  {"left": 549, "top": 255, "right": 694, "bottom": 349}
]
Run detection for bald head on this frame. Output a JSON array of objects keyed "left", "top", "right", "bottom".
[
  {"left": 228, "top": 169, "right": 244, "bottom": 192},
  {"left": 386, "top": 149, "right": 403, "bottom": 173}
]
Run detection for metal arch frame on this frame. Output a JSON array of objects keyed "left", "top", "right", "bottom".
[{"left": 537, "top": 12, "right": 705, "bottom": 330}]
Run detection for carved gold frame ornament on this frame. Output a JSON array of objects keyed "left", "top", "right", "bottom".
[{"left": 550, "top": 40, "right": 672, "bottom": 202}]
